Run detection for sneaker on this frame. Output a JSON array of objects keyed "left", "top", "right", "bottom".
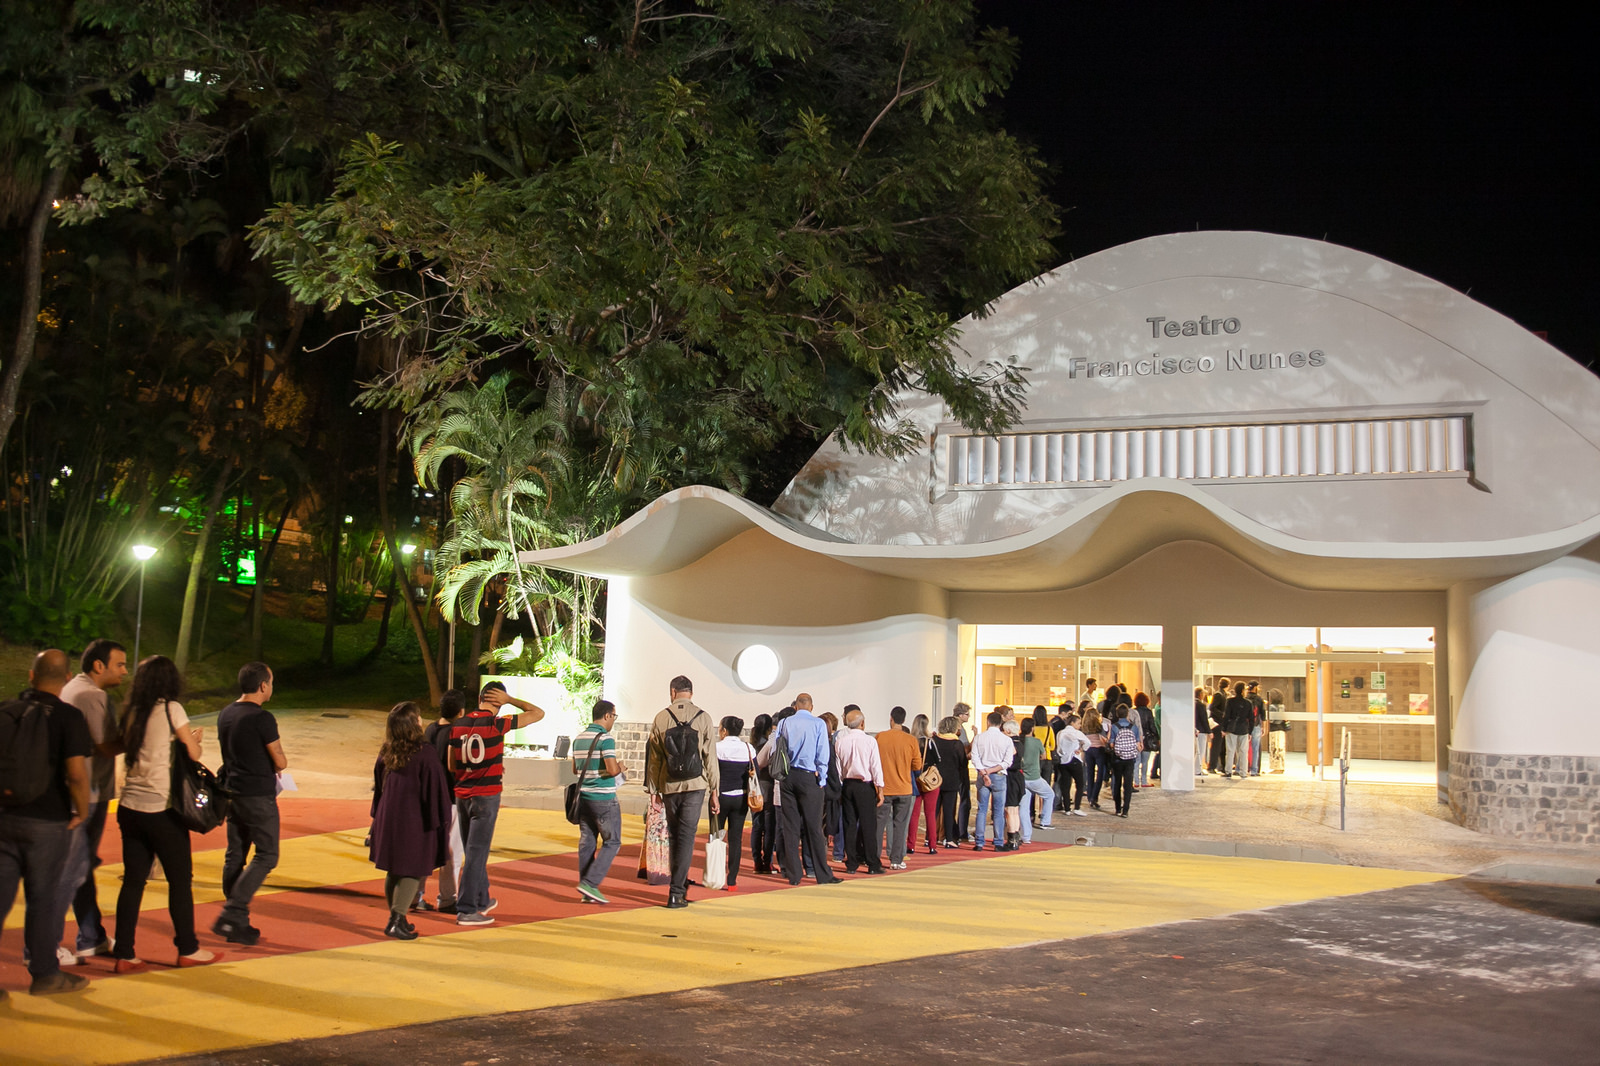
[
  {"left": 211, "top": 917, "right": 260, "bottom": 946},
  {"left": 75, "top": 937, "right": 113, "bottom": 960},
  {"left": 437, "top": 902, "right": 459, "bottom": 916},
  {"left": 482, "top": 898, "right": 500, "bottom": 915},
  {"left": 456, "top": 912, "right": 495, "bottom": 927},
  {"left": 56, "top": 946, "right": 80, "bottom": 967},
  {"left": 577, "top": 882, "right": 609, "bottom": 905},
  {"left": 29, "top": 972, "right": 89, "bottom": 996},
  {"left": 1070, "top": 809, "right": 1088, "bottom": 818},
  {"left": 411, "top": 898, "right": 436, "bottom": 912},
  {"left": 665, "top": 896, "right": 689, "bottom": 909},
  {"left": 890, "top": 862, "right": 908, "bottom": 870}
]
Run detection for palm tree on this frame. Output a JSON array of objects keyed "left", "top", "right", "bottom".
[{"left": 410, "top": 372, "right": 569, "bottom": 638}]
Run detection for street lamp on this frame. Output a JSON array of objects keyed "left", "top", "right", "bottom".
[{"left": 131, "top": 544, "right": 156, "bottom": 667}]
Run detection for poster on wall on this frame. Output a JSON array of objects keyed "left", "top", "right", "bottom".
[
  {"left": 1409, "top": 693, "right": 1430, "bottom": 715},
  {"left": 1370, "top": 671, "right": 1387, "bottom": 690},
  {"left": 1367, "top": 692, "right": 1389, "bottom": 714}
]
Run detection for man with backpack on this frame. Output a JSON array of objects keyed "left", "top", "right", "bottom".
[
  {"left": 0, "top": 649, "right": 93, "bottom": 998},
  {"left": 1107, "top": 696, "right": 1142, "bottom": 818},
  {"left": 646, "top": 676, "right": 719, "bottom": 908}
]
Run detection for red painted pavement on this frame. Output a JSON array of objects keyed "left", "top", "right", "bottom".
[{"left": 3, "top": 799, "right": 1059, "bottom": 990}]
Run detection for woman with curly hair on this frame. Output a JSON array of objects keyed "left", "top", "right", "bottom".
[
  {"left": 112, "top": 655, "right": 223, "bottom": 972},
  {"left": 368, "top": 702, "right": 453, "bottom": 939}
]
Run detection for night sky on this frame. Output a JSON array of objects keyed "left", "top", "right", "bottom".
[{"left": 975, "top": 3, "right": 1596, "bottom": 370}]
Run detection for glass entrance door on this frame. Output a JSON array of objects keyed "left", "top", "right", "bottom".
[{"left": 1194, "top": 626, "right": 1436, "bottom": 785}]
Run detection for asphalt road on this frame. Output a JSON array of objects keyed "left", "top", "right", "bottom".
[{"left": 160, "top": 877, "right": 1600, "bottom": 1065}]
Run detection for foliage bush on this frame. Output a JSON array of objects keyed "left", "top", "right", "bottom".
[{"left": 0, "top": 580, "right": 114, "bottom": 648}]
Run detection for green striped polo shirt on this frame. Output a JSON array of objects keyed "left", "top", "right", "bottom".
[{"left": 572, "top": 724, "right": 618, "bottom": 799}]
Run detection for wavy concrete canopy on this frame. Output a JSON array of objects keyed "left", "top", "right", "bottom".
[
  {"left": 520, "top": 482, "right": 1600, "bottom": 593},
  {"left": 523, "top": 231, "right": 1600, "bottom": 591}
]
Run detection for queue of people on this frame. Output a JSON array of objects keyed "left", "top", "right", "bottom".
[
  {"left": 1195, "top": 678, "right": 1288, "bottom": 778},
  {"left": 1, "top": 645, "right": 286, "bottom": 998}
]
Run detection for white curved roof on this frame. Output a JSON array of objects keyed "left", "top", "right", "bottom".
[{"left": 525, "top": 232, "right": 1600, "bottom": 591}]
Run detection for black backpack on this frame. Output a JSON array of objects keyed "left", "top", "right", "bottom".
[
  {"left": 0, "top": 697, "right": 55, "bottom": 808},
  {"left": 661, "top": 708, "right": 705, "bottom": 781}
]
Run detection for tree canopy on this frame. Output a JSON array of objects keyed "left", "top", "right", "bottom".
[
  {"left": 252, "top": 0, "right": 1058, "bottom": 463},
  {"left": 0, "top": 0, "right": 1059, "bottom": 681}
]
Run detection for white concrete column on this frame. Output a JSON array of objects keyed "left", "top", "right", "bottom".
[{"left": 1160, "top": 619, "right": 1195, "bottom": 791}]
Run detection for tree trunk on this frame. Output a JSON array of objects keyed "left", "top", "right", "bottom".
[
  {"left": 376, "top": 408, "right": 442, "bottom": 703},
  {"left": 467, "top": 609, "right": 485, "bottom": 697},
  {"left": 175, "top": 459, "right": 234, "bottom": 675},
  {"left": 250, "top": 491, "right": 294, "bottom": 661},
  {"left": 432, "top": 600, "right": 452, "bottom": 689},
  {"left": 0, "top": 164, "right": 67, "bottom": 458},
  {"left": 320, "top": 429, "right": 346, "bottom": 665},
  {"left": 371, "top": 564, "right": 396, "bottom": 656}
]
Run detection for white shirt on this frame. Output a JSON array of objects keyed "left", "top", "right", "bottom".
[
  {"left": 835, "top": 727, "right": 884, "bottom": 786},
  {"left": 716, "top": 736, "right": 756, "bottom": 796},
  {"left": 1057, "top": 725, "right": 1089, "bottom": 764},
  {"left": 971, "top": 726, "right": 1014, "bottom": 776}
]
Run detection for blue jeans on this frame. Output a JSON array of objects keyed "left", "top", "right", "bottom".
[
  {"left": 975, "top": 775, "right": 1007, "bottom": 847},
  {"left": 456, "top": 793, "right": 502, "bottom": 915},
  {"left": 0, "top": 814, "right": 71, "bottom": 978},
  {"left": 1023, "top": 778, "right": 1054, "bottom": 839},
  {"left": 55, "top": 800, "right": 109, "bottom": 951},
  {"left": 577, "top": 797, "right": 622, "bottom": 887},
  {"left": 1250, "top": 727, "right": 1263, "bottom": 774}
]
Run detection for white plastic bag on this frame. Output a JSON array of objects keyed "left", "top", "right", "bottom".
[{"left": 702, "top": 829, "right": 728, "bottom": 891}]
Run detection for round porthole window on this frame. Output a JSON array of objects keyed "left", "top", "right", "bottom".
[{"left": 734, "top": 644, "right": 781, "bottom": 691}]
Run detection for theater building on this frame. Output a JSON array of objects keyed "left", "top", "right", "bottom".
[{"left": 524, "top": 232, "right": 1600, "bottom": 844}]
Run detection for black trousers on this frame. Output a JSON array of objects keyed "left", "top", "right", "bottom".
[
  {"left": 1061, "top": 759, "right": 1088, "bottom": 809},
  {"left": 662, "top": 790, "right": 705, "bottom": 900},
  {"left": 114, "top": 806, "right": 198, "bottom": 959},
  {"left": 778, "top": 771, "right": 838, "bottom": 884},
  {"left": 1208, "top": 727, "right": 1227, "bottom": 772},
  {"left": 718, "top": 795, "right": 748, "bottom": 886},
  {"left": 750, "top": 779, "right": 776, "bottom": 871},
  {"left": 937, "top": 790, "right": 960, "bottom": 843},
  {"left": 840, "top": 779, "right": 882, "bottom": 872},
  {"left": 1110, "top": 756, "right": 1136, "bottom": 814},
  {"left": 957, "top": 777, "right": 972, "bottom": 840}
]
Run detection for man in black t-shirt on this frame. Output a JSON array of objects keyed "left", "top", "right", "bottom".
[
  {"left": 214, "top": 661, "right": 287, "bottom": 946},
  {"left": 0, "top": 649, "right": 92, "bottom": 998}
]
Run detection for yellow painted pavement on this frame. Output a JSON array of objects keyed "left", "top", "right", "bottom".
[
  {"left": 3, "top": 810, "right": 608, "bottom": 931},
  {"left": 1, "top": 829, "right": 1448, "bottom": 1066}
]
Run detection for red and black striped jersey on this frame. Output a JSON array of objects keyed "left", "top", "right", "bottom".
[{"left": 450, "top": 711, "right": 518, "bottom": 797}]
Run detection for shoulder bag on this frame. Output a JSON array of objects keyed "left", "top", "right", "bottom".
[
  {"left": 745, "top": 753, "right": 764, "bottom": 812},
  {"left": 770, "top": 723, "right": 794, "bottom": 780},
  {"left": 917, "top": 737, "right": 943, "bottom": 792},
  {"left": 166, "top": 702, "right": 229, "bottom": 834},
  {"left": 565, "top": 728, "right": 605, "bottom": 825}
]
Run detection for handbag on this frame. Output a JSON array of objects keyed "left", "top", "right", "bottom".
[
  {"left": 564, "top": 727, "right": 605, "bottom": 825},
  {"left": 165, "top": 702, "right": 229, "bottom": 834},
  {"left": 702, "top": 810, "right": 728, "bottom": 891},
  {"left": 745, "top": 756, "right": 764, "bottom": 812},
  {"left": 917, "top": 737, "right": 943, "bottom": 792},
  {"left": 643, "top": 793, "right": 671, "bottom": 886}
]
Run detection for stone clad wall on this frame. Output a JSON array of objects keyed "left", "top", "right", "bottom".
[
  {"left": 1448, "top": 748, "right": 1600, "bottom": 845},
  {"left": 613, "top": 721, "right": 651, "bottom": 774}
]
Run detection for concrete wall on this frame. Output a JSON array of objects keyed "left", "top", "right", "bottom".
[{"left": 777, "top": 233, "right": 1600, "bottom": 552}]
